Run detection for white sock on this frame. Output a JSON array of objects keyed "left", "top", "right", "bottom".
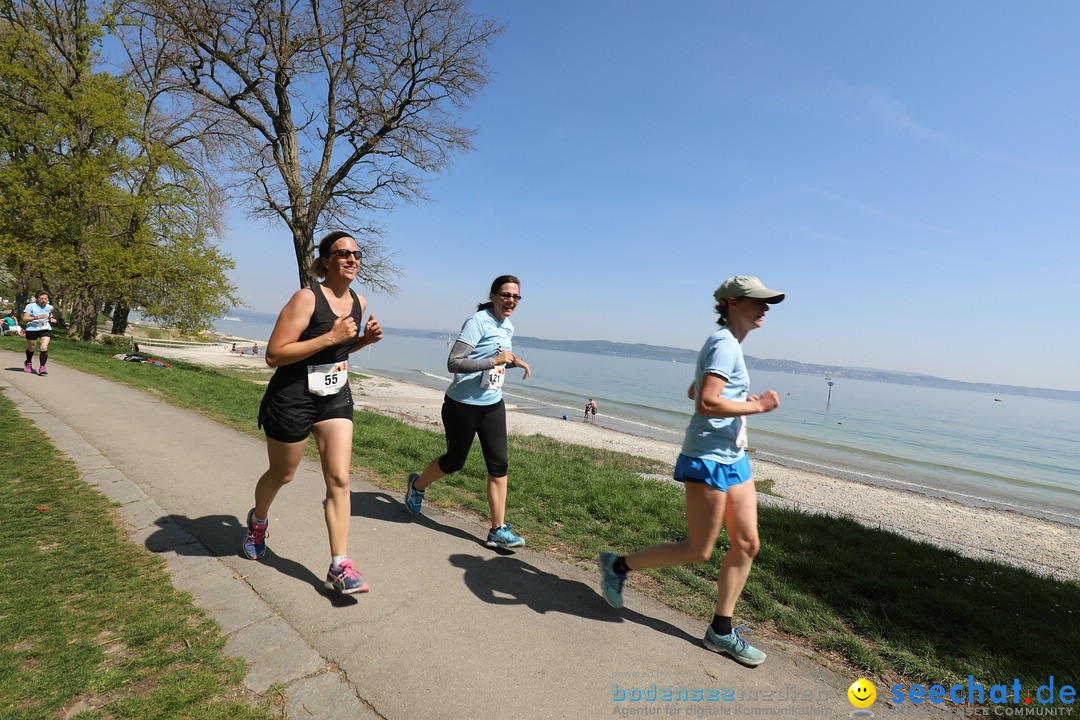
[
  {"left": 253, "top": 515, "right": 267, "bottom": 525},
  {"left": 332, "top": 555, "right": 348, "bottom": 569}
]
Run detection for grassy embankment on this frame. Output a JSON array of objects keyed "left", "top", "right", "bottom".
[
  {"left": 0, "top": 381, "right": 274, "bottom": 718},
  {"left": 3, "top": 335, "right": 1078, "bottom": 709}
]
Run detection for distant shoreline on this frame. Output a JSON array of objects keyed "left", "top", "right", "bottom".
[
  {"left": 198, "top": 319, "right": 1079, "bottom": 400},
  {"left": 381, "top": 327, "right": 1080, "bottom": 402}
]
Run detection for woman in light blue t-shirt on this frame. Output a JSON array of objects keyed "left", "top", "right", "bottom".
[
  {"left": 598, "top": 276, "right": 785, "bottom": 668},
  {"left": 405, "top": 275, "right": 533, "bottom": 550},
  {"left": 21, "top": 291, "right": 57, "bottom": 375}
]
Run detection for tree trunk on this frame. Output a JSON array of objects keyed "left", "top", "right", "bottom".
[
  {"left": 111, "top": 302, "right": 130, "bottom": 335},
  {"left": 68, "top": 285, "right": 99, "bottom": 340},
  {"left": 293, "top": 225, "right": 316, "bottom": 289}
]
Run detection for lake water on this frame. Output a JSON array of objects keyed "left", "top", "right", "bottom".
[{"left": 215, "top": 313, "right": 1080, "bottom": 527}]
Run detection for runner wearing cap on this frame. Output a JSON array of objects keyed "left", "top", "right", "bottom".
[{"left": 598, "top": 275, "right": 785, "bottom": 667}]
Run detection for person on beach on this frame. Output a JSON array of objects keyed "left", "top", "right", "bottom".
[
  {"left": 21, "top": 291, "right": 57, "bottom": 375},
  {"left": 242, "top": 231, "right": 383, "bottom": 595},
  {"left": 584, "top": 398, "right": 598, "bottom": 423},
  {"left": 598, "top": 275, "right": 784, "bottom": 667},
  {"left": 405, "top": 275, "right": 533, "bottom": 549}
]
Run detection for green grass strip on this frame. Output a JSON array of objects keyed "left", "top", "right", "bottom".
[{"left": 0, "top": 382, "right": 271, "bottom": 718}]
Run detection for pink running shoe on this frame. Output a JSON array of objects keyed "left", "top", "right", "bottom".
[
  {"left": 325, "top": 559, "right": 369, "bottom": 594},
  {"left": 24, "top": 362, "right": 33, "bottom": 373},
  {"left": 37, "top": 367, "right": 47, "bottom": 376},
  {"left": 242, "top": 509, "right": 268, "bottom": 560}
]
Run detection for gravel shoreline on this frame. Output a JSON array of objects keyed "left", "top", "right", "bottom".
[{"left": 140, "top": 341, "right": 1080, "bottom": 582}]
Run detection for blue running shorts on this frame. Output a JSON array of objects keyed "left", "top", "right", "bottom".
[{"left": 673, "top": 453, "right": 752, "bottom": 492}]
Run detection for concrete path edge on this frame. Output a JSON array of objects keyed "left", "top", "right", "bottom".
[{"left": 2, "top": 379, "right": 381, "bottom": 719}]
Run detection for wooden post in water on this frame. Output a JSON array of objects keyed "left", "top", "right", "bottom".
[{"left": 826, "top": 379, "right": 834, "bottom": 408}]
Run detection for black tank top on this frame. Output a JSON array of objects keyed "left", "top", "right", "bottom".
[{"left": 266, "top": 285, "right": 363, "bottom": 393}]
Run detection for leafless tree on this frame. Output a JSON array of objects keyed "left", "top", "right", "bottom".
[{"left": 118, "top": 0, "right": 501, "bottom": 291}]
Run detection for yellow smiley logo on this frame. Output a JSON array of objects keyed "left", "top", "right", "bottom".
[{"left": 848, "top": 678, "right": 876, "bottom": 709}]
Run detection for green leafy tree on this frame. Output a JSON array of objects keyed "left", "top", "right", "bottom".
[
  {"left": 0, "top": 0, "right": 239, "bottom": 339},
  {"left": 0, "top": 9, "right": 60, "bottom": 310},
  {"left": 0, "top": 0, "right": 143, "bottom": 339}
]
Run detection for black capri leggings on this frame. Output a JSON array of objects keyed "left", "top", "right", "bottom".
[{"left": 438, "top": 395, "right": 508, "bottom": 477}]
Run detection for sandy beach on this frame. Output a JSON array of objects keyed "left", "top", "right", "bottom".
[{"left": 139, "top": 340, "right": 1080, "bottom": 582}]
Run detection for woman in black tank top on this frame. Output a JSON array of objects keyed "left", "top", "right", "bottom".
[
  {"left": 262, "top": 283, "right": 365, "bottom": 396},
  {"left": 243, "top": 231, "right": 383, "bottom": 596}
]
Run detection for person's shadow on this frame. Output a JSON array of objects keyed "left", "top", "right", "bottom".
[
  {"left": 143, "top": 513, "right": 358, "bottom": 606},
  {"left": 448, "top": 553, "right": 698, "bottom": 645},
  {"left": 351, "top": 490, "right": 490, "bottom": 549}
]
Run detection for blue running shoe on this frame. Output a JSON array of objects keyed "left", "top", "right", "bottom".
[
  {"left": 242, "top": 509, "right": 268, "bottom": 560},
  {"left": 703, "top": 624, "right": 767, "bottom": 667},
  {"left": 325, "top": 559, "right": 370, "bottom": 594},
  {"left": 598, "top": 552, "right": 626, "bottom": 609},
  {"left": 485, "top": 523, "right": 525, "bottom": 549},
  {"left": 405, "top": 472, "right": 425, "bottom": 514}
]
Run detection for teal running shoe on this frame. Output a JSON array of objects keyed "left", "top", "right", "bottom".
[
  {"left": 405, "top": 472, "right": 425, "bottom": 514},
  {"left": 486, "top": 523, "right": 525, "bottom": 549},
  {"left": 703, "top": 624, "right": 767, "bottom": 667},
  {"left": 598, "top": 552, "right": 626, "bottom": 609}
]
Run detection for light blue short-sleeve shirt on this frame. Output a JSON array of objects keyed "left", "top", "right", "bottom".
[
  {"left": 445, "top": 309, "right": 514, "bottom": 406},
  {"left": 23, "top": 302, "right": 54, "bottom": 332},
  {"left": 680, "top": 327, "right": 749, "bottom": 464}
]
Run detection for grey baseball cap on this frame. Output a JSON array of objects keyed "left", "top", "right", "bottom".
[{"left": 713, "top": 276, "right": 785, "bottom": 303}]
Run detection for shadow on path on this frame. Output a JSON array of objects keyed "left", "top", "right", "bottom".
[
  {"left": 448, "top": 553, "right": 699, "bottom": 646},
  {"left": 351, "top": 490, "right": 488, "bottom": 549},
  {"left": 142, "top": 514, "right": 345, "bottom": 601}
]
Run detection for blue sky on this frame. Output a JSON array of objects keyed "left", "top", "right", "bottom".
[{"left": 223, "top": 1, "right": 1080, "bottom": 391}]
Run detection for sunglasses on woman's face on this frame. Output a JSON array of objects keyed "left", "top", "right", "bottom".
[{"left": 330, "top": 249, "right": 362, "bottom": 260}]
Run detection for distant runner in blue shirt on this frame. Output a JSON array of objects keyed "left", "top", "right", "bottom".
[
  {"left": 21, "top": 291, "right": 57, "bottom": 375},
  {"left": 598, "top": 275, "right": 785, "bottom": 668},
  {"left": 405, "top": 275, "right": 533, "bottom": 549}
]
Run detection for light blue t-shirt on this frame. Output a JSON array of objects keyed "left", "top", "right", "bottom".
[
  {"left": 23, "top": 302, "right": 54, "bottom": 332},
  {"left": 445, "top": 309, "right": 514, "bottom": 406},
  {"left": 680, "top": 327, "right": 750, "bottom": 464}
]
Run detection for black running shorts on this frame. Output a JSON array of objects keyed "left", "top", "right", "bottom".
[{"left": 258, "top": 384, "right": 354, "bottom": 443}]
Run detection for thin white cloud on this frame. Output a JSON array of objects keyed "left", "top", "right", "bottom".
[
  {"left": 800, "top": 186, "right": 965, "bottom": 237},
  {"left": 793, "top": 227, "right": 874, "bottom": 248},
  {"left": 716, "top": 32, "right": 1080, "bottom": 177},
  {"left": 863, "top": 88, "right": 1080, "bottom": 176},
  {"left": 799, "top": 188, "right": 1079, "bottom": 275}
]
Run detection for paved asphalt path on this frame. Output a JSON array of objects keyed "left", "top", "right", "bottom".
[{"left": 2, "top": 351, "right": 863, "bottom": 718}]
